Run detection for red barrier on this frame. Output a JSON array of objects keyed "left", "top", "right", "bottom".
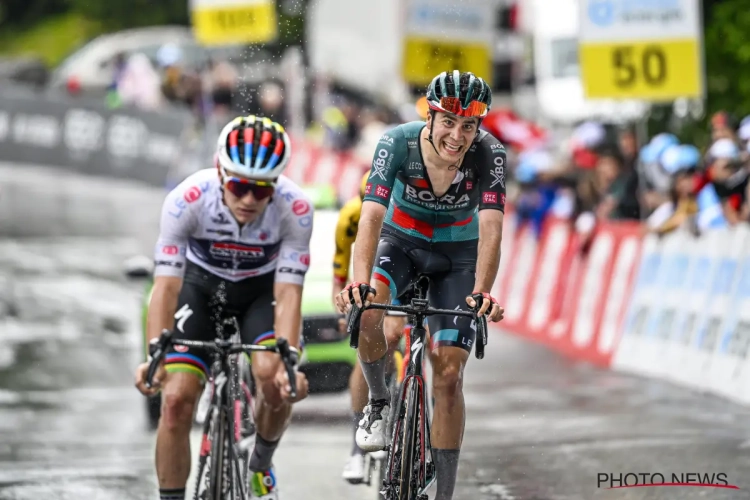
[
  {"left": 285, "top": 139, "right": 369, "bottom": 202},
  {"left": 496, "top": 215, "right": 644, "bottom": 367}
]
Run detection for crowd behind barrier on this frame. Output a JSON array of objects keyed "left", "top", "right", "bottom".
[{"left": 493, "top": 207, "right": 750, "bottom": 406}]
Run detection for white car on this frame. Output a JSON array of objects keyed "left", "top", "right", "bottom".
[{"left": 48, "top": 26, "right": 206, "bottom": 93}]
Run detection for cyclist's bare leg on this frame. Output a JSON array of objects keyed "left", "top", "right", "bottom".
[
  {"left": 383, "top": 315, "right": 407, "bottom": 361},
  {"left": 351, "top": 315, "right": 404, "bottom": 412},
  {"left": 429, "top": 346, "right": 470, "bottom": 500},
  {"left": 349, "top": 361, "right": 369, "bottom": 414},
  {"left": 156, "top": 372, "right": 204, "bottom": 489},
  {"left": 249, "top": 351, "right": 291, "bottom": 471},
  {"left": 357, "top": 278, "right": 391, "bottom": 399},
  {"left": 346, "top": 314, "right": 404, "bottom": 468}
]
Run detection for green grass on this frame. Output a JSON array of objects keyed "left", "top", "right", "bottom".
[{"left": 0, "top": 12, "right": 104, "bottom": 68}]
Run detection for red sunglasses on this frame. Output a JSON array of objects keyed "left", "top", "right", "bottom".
[
  {"left": 223, "top": 176, "right": 275, "bottom": 201},
  {"left": 432, "top": 97, "right": 488, "bottom": 118}
]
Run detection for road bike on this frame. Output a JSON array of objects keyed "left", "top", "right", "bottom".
[
  {"left": 345, "top": 276, "right": 489, "bottom": 500},
  {"left": 145, "top": 318, "right": 298, "bottom": 500}
]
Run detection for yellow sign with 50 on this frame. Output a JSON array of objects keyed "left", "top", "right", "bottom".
[{"left": 580, "top": 39, "right": 702, "bottom": 100}]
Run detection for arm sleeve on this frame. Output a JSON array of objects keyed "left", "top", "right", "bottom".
[
  {"left": 362, "top": 126, "right": 408, "bottom": 207},
  {"left": 333, "top": 198, "right": 360, "bottom": 282},
  {"left": 153, "top": 187, "right": 196, "bottom": 278},
  {"left": 276, "top": 194, "right": 314, "bottom": 286},
  {"left": 476, "top": 135, "right": 507, "bottom": 212}
]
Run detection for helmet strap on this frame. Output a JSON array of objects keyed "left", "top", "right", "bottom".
[{"left": 426, "top": 110, "right": 444, "bottom": 159}]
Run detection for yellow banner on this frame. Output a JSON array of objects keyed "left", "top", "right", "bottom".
[
  {"left": 402, "top": 37, "right": 492, "bottom": 87},
  {"left": 191, "top": 2, "right": 277, "bottom": 46},
  {"left": 580, "top": 39, "right": 703, "bottom": 101}
]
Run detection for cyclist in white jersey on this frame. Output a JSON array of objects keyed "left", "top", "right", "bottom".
[{"left": 134, "top": 115, "right": 311, "bottom": 500}]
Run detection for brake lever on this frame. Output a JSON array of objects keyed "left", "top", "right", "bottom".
[
  {"left": 346, "top": 283, "right": 375, "bottom": 349},
  {"left": 469, "top": 293, "right": 489, "bottom": 360},
  {"left": 146, "top": 329, "right": 173, "bottom": 388},
  {"left": 275, "top": 337, "right": 298, "bottom": 399}
]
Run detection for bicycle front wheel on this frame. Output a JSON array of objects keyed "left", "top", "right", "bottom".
[
  {"left": 398, "top": 377, "right": 423, "bottom": 500},
  {"left": 191, "top": 403, "right": 227, "bottom": 500}
]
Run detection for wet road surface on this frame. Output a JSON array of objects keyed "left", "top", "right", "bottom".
[{"left": 2, "top": 238, "right": 750, "bottom": 500}]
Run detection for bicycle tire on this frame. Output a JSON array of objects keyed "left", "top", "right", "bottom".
[
  {"left": 188, "top": 404, "right": 228, "bottom": 500},
  {"left": 226, "top": 358, "right": 251, "bottom": 500},
  {"left": 374, "top": 371, "right": 402, "bottom": 499},
  {"left": 191, "top": 400, "right": 215, "bottom": 500},
  {"left": 398, "top": 377, "right": 422, "bottom": 500}
]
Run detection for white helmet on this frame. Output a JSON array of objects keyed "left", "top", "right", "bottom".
[{"left": 216, "top": 115, "right": 292, "bottom": 181}]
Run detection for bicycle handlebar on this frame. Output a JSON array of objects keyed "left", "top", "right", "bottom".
[
  {"left": 145, "top": 329, "right": 299, "bottom": 398},
  {"left": 345, "top": 284, "right": 489, "bottom": 360}
]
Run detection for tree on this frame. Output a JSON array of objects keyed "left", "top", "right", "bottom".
[
  {"left": 0, "top": 0, "right": 69, "bottom": 28},
  {"left": 70, "top": 0, "right": 189, "bottom": 31},
  {"left": 648, "top": 0, "right": 750, "bottom": 148}
]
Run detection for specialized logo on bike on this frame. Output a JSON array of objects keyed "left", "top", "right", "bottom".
[
  {"left": 403, "top": 184, "right": 470, "bottom": 210},
  {"left": 411, "top": 337, "right": 423, "bottom": 355},
  {"left": 209, "top": 242, "right": 265, "bottom": 261}
]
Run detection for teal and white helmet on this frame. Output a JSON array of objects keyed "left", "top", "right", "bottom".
[{"left": 425, "top": 71, "right": 492, "bottom": 118}]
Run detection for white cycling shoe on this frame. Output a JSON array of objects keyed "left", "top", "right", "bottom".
[
  {"left": 342, "top": 453, "right": 366, "bottom": 484},
  {"left": 356, "top": 398, "right": 391, "bottom": 452}
]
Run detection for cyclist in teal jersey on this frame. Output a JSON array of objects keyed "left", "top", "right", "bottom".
[{"left": 335, "top": 71, "right": 505, "bottom": 500}]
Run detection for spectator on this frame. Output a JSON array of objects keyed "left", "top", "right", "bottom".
[
  {"left": 646, "top": 144, "right": 701, "bottom": 235},
  {"left": 513, "top": 149, "right": 559, "bottom": 236},
  {"left": 703, "top": 138, "right": 749, "bottom": 225},
  {"left": 207, "top": 57, "right": 238, "bottom": 118},
  {"left": 257, "top": 80, "right": 286, "bottom": 124},
  {"left": 573, "top": 148, "right": 624, "bottom": 248},
  {"left": 105, "top": 52, "right": 127, "bottom": 108},
  {"left": 596, "top": 149, "right": 641, "bottom": 221},
  {"left": 738, "top": 115, "right": 750, "bottom": 162},
  {"left": 618, "top": 126, "right": 639, "bottom": 173},
  {"left": 157, "top": 44, "right": 183, "bottom": 103},
  {"left": 709, "top": 111, "right": 738, "bottom": 143},
  {"left": 637, "top": 132, "right": 679, "bottom": 213},
  {"left": 117, "top": 53, "right": 163, "bottom": 111}
]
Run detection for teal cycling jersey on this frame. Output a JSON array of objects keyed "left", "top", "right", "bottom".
[{"left": 362, "top": 121, "right": 506, "bottom": 242}]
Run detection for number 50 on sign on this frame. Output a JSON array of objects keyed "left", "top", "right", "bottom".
[{"left": 580, "top": 39, "right": 703, "bottom": 100}]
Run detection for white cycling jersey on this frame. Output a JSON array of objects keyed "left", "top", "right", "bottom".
[{"left": 154, "top": 169, "right": 313, "bottom": 285}]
